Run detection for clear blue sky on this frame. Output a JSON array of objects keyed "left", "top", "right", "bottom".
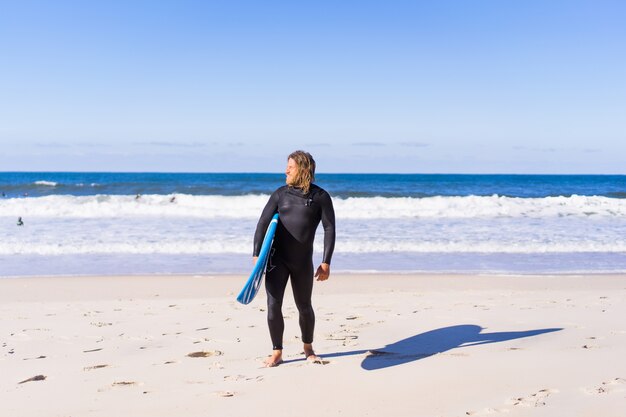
[{"left": 1, "top": 0, "right": 625, "bottom": 173}]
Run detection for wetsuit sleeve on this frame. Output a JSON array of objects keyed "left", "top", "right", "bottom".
[
  {"left": 253, "top": 189, "right": 280, "bottom": 257},
  {"left": 320, "top": 191, "right": 336, "bottom": 264}
]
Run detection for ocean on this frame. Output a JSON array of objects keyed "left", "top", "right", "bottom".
[{"left": 2, "top": 172, "right": 626, "bottom": 277}]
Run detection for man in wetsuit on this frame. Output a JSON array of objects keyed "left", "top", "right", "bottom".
[{"left": 253, "top": 150, "right": 336, "bottom": 367}]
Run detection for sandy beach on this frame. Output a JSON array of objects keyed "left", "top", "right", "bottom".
[{"left": 1, "top": 273, "right": 625, "bottom": 417}]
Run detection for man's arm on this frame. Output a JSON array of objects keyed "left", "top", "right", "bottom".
[{"left": 318, "top": 190, "right": 335, "bottom": 279}]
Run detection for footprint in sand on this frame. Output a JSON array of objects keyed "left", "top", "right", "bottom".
[
  {"left": 90, "top": 322, "right": 112, "bottom": 327},
  {"left": 442, "top": 352, "right": 469, "bottom": 357},
  {"left": 582, "top": 344, "right": 600, "bottom": 349},
  {"left": 326, "top": 329, "right": 359, "bottom": 346},
  {"left": 83, "top": 364, "right": 109, "bottom": 371},
  {"left": 23, "top": 355, "right": 47, "bottom": 361},
  {"left": 187, "top": 350, "right": 223, "bottom": 358},
  {"left": 467, "top": 388, "right": 557, "bottom": 415},
  {"left": 465, "top": 407, "right": 505, "bottom": 415},
  {"left": 584, "top": 377, "right": 626, "bottom": 395},
  {"left": 214, "top": 391, "right": 235, "bottom": 397},
  {"left": 508, "top": 388, "right": 558, "bottom": 407},
  {"left": 224, "top": 375, "right": 264, "bottom": 382},
  {"left": 110, "top": 381, "right": 144, "bottom": 389},
  {"left": 326, "top": 334, "right": 359, "bottom": 341}
]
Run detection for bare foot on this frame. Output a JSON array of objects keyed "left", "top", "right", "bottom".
[
  {"left": 303, "top": 343, "right": 324, "bottom": 363},
  {"left": 263, "top": 350, "right": 283, "bottom": 367}
]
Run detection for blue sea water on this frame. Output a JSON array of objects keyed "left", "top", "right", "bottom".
[
  {"left": 2, "top": 172, "right": 626, "bottom": 198},
  {"left": 1, "top": 172, "right": 626, "bottom": 277}
]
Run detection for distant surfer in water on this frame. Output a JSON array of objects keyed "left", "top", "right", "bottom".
[{"left": 253, "top": 150, "right": 336, "bottom": 367}]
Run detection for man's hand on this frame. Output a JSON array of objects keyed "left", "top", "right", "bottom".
[{"left": 314, "top": 263, "right": 330, "bottom": 281}]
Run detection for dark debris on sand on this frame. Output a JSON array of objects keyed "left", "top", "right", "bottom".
[{"left": 18, "top": 375, "right": 47, "bottom": 384}]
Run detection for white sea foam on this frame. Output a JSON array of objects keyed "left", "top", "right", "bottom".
[
  {"left": 2, "top": 194, "right": 625, "bottom": 219},
  {"left": 2, "top": 212, "right": 625, "bottom": 256},
  {"left": 3, "top": 194, "right": 626, "bottom": 262},
  {"left": 1, "top": 241, "right": 251, "bottom": 256},
  {"left": 33, "top": 181, "right": 58, "bottom": 187},
  {"left": 0, "top": 194, "right": 267, "bottom": 218},
  {"left": 330, "top": 240, "right": 626, "bottom": 254},
  {"left": 334, "top": 194, "right": 626, "bottom": 218},
  {"left": 2, "top": 239, "right": 625, "bottom": 256}
]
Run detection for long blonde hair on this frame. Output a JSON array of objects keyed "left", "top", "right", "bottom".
[{"left": 288, "top": 150, "right": 316, "bottom": 194}]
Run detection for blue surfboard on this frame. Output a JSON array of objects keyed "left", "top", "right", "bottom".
[{"left": 237, "top": 213, "right": 279, "bottom": 305}]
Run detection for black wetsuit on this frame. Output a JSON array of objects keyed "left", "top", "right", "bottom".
[{"left": 253, "top": 184, "right": 336, "bottom": 350}]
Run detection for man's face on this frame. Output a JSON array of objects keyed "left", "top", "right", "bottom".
[{"left": 285, "top": 158, "right": 299, "bottom": 186}]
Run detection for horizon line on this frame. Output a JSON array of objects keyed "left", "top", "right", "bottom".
[{"left": 2, "top": 170, "right": 625, "bottom": 176}]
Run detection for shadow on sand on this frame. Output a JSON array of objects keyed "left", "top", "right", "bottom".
[{"left": 321, "top": 324, "right": 562, "bottom": 371}]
